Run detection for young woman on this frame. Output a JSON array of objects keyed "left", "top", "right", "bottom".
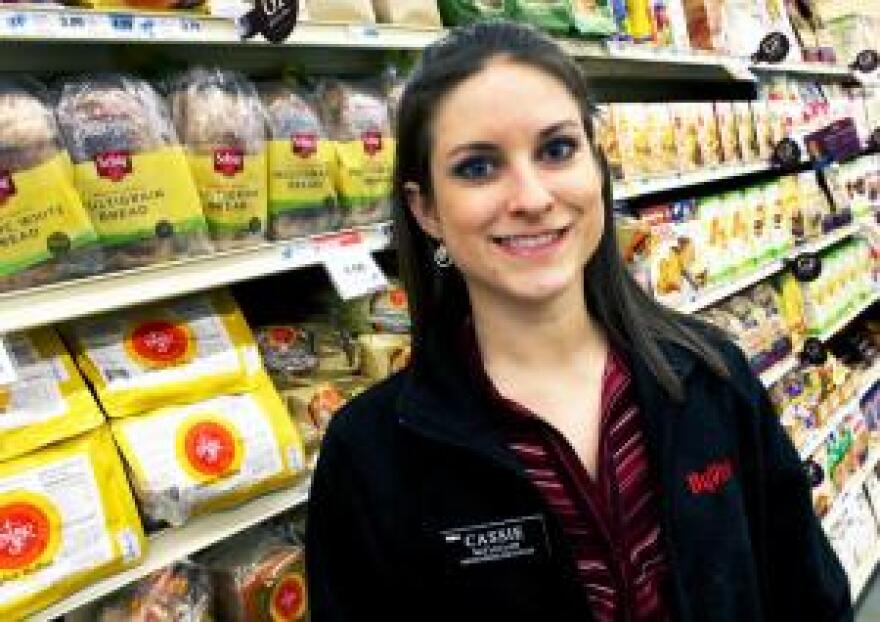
[{"left": 306, "top": 20, "right": 852, "bottom": 622}]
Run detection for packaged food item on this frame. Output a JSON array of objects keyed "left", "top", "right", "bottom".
[
  {"left": 507, "top": 0, "right": 573, "bottom": 35},
  {"left": 671, "top": 102, "right": 701, "bottom": 172},
  {"left": 723, "top": 190, "right": 751, "bottom": 275},
  {"left": 359, "top": 333, "right": 412, "bottom": 380},
  {"left": 96, "top": 561, "right": 214, "bottom": 622},
  {"left": 698, "top": 194, "right": 732, "bottom": 285},
  {"left": 695, "top": 102, "right": 722, "bottom": 168},
  {"left": 682, "top": 0, "right": 725, "bottom": 51},
  {"left": 57, "top": 74, "right": 211, "bottom": 271},
  {"left": 734, "top": 100, "right": 758, "bottom": 163},
  {"left": 779, "top": 174, "right": 803, "bottom": 244},
  {"left": 305, "top": 0, "right": 375, "bottom": 22},
  {"left": 751, "top": 97, "right": 773, "bottom": 161},
  {"left": 646, "top": 103, "right": 677, "bottom": 176},
  {"left": 0, "top": 79, "right": 102, "bottom": 293},
  {"left": 110, "top": 377, "right": 305, "bottom": 526},
  {"left": 256, "top": 323, "right": 359, "bottom": 388},
  {"left": 200, "top": 525, "right": 308, "bottom": 622},
  {"left": 0, "top": 328, "right": 104, "bottom": 462},
  {"left": 614, "top": 102, "right": 651, "bottom": 182},
  {"left": 170, "top": 68, "right": 268, "bottom": 251},
  {"left": 65, "top": 290, "right": 260, "bottom": 418},
  {"left": 595, "top": 105, "right": 624, "bottom": 182},
  {"left": 0, "top": 426, "right": 145, "bottom": 620},
  {"left": 318, "top": 79, "right": 394, "bottom": 227},
  {"left": 437, "top": 0, "right": 505, "bottom": 26},
  {"left": 714, "top": 101, "right": 741, "bottom": 166},
  {"left": 87, "top": 0, "right": 205, "bottom": 11},
  {"left": 372, "top": 0, "right": 442, "bottom": 25},
  {"left": 570, "top": 0, "right": 617, "bottom": 37},
  {"left": 282, "top": 379, "right": 353, "bottom": 461}
]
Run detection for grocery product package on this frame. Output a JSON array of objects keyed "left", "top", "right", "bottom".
[
  {"left": 65, "top": 290, "right": 261, "bottom": 418},
  {"left": 715, "top": 101, "right": 741, "bottom": 166},
  {"left": 437, "top": 0, "right": 505, "bottom": 26},
  {"left": 0, "top": 79, "right": 102, "bottom": 293},
  {"left": 0, "top": 426, "right": 145, "bottom": 620},
  {"left": 305, "top": 0, "right": 375, "bottom": 22},
  {"left": 0, "top": 328, "right": 104, "bottom": 463},
  {"left": 199, "top": 524, "right": 308, "bottom": 622},
  {"left": 96, "top": 560, "right": 214, "bottom": 622},
  {"left": 372, "top": 0, "right": 442, "bottom": 26},
  {"left": 83, "top": 0, "right": 206, "bottom": 11},
  {"left": 613, "top": 102, "right": 651, "bottom": 182},
  {"left": 318, "top": 78, "right": 394, "bottom": 227},
  {"left": 570, "top": 0, "right": 616, "bottom": 37},
  {"left": 359, "top": 332, "right": 412, "bottom": 380},
  {"left": 170, "top": 68, "right": 268, "bottom": 251},
  {"left": 339, "top": 282, "right": 411, "bottom": 334},
  {"left": 506, "top": 0, "right": 574, "bottom": 35},
  {"left": 670, "top": 102, "right": 701, "bottom": 172},
  {"left": 110, "top": 377, "right": 306, "bottom": 526},
  {"left": 261, "top": 83, "right": 339, "bottom": 239},
  {"left": 594, "top": 105, "right": 624, "bottom": 182},
  {"left": 56, "top": 74, "right": 211, "bottom": 272},
  {"left": 682, "top": 0, "right": 725, "bottom": 51},
  {"left": 256, "top": 323, "right": 359, "bottom": 388}
]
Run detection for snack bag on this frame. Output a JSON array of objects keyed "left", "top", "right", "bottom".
[
  {"left": 305, "top": 0, "right": 375, "bottom": 22},
  {"left": 506, "top": 0, "right": 574, "bottom": 35},
  {"left": 57, "top": 74, "right": 211, "bottom": 271},
  {"left": 734, "top": 100, "right": 758, "bottom": 164},
  {"left": 0, "top": 328, "right": 104, "bottom": 462},
  {"left": 170, "top": 68, "right": 268, "bottom": 251},
  {"left": 65, "top": 290, "right": 260, "bottom": 418},
  {"left": 372, "top": 0, "right": 443, "bottom": 26},
  {"left": 261, "top": 83, "right": 339, "bottom": 239},
  {"left": 0, "top": 427, "right": 145, "bottom": 620},
  {"left": 0, "top": 79, "right": 102, "bottom": 293},
  {"left": 318, "top": 79, "right": 394, "bottom": 227},
  {"left": 110, "top": 377, "right": 305, "bottom": 526}
]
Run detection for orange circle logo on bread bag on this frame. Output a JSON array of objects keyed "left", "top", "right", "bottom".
[
  {"left": 307, "top": 383, "right": 346, "bottom": 428},
  {"left": 176, "top": 416, "right": 244, "bottom": 483},
  {"left": 270, "top": 573, "right": 307, "bottom": 621},
  {"left": 0, "top": 492, "right": 61, "bottom": 576},
  {"left": 125, "top": 319, "right": 196, "bottom": 369}
]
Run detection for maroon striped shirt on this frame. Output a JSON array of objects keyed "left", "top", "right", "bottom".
[{"left": 475, "top": 347, "right": 670, "bottom": 621}]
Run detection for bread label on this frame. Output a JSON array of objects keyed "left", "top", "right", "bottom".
[
  {"left": 292, "top": 133, "right": 317, "bottom": 158},
  {"left": 268, "top": 139, "right": 336, "bottom": 216},
  {"left": 188, "top": 150, "right": 267, "bottom": 235},
  {"left": 271, "top": 573, "right": 307, "bottom": 620},
  {"left": 213, "top": 148, "right": 244, "bottom": 177},
  {"left": 0, "top": 172, "right": 15, "bottom": 204},
  {"left": 334, "top": 137, "right": 394, "bottom": 214},
  {"left": 0, "top": 492, "right": 61, "bottom": 577},
  {"left": 94, "top": 151, "right": 132, "bottom": 182},
  {"left": 176, "top": 415, "right": 243, "bottom": 482}
]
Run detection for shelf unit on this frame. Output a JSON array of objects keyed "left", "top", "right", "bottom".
[
  {"left": 851, "top": 541, "right": 880, "bottom": 603},
  {"left": 759, "top": 355, "right": 799, "bottom": 388},
  {"left": 612, "top": 162, "right": 772, "bottom": 201},
  {"left": 817, "top": 290, "right": 880, "bottom": 344},
  {"left": 822, "top": 451, "right": 880, "bottom": 534}
]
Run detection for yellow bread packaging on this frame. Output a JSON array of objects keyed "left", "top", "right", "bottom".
[
  {"left": 110, "top": 376, "right": 305, "bottom": 526},
  {"left": 0, "top": 328, "right": 104, "bottom": 463},
  {"left": 0, "top": 426, "right": 145, "bottom": 620},
  {"left": 65, "top": 290, "right": 261, "bottom": 418}
]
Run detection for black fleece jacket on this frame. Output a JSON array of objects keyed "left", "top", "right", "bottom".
[{"left": 306, "top": 332, "right": 852, "bottom": 622}]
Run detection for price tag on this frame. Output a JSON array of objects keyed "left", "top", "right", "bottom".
[
  {"left": 347, "top": 23, "right": 379, "bottom": 42},
  {"left": 791, "top": 252, "right": 822, "bottom": 282},
  {"left": 279, "top": 238, "right": 316, "bottom": 265},
  {"left": 56, "top": 13, "right": 87, "bottom": 37},
  {"left": 323, "top": 247, "right": 388, "bottom": 301},
  {"left": 134, "top": 15, "right": 156, "bottom": 39},
  {"left": 2, "top": 12, "right": 30, "bottom": 37},
  {"left": 107, "top": 12, "right": 134, "bottom": 37},
  {"left": 0, "top": 336, "right": 17, "bottom": 385}
]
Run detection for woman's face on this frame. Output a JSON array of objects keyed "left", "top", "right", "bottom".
[{"left": 410, "top": 58, "right": 604, "bottom": 307}]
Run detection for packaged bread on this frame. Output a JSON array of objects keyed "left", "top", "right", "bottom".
[
  {"left": 339, "top": 281, "right": 411, "bottom": 334},
  {"left": 64, "top": 290, "right": 261, "bottom": 418},
  {"left": 0, "top": 79, "right": 102, "bottom": 293},
  {"left": 0, "top": 328, "right": 104, "bottom": 463},
  {"left": 358, "top": 333, "right": 411, "bottom": 381},
  {"left": 318, "top": 79, "right": 394, "bottom": 227},
  {"left": 372, "top": 0, "right": 442, "bottom": 26},
  {"left": 305, "top": 0, "right": 375, "bottom": 22},
  {"left": 86, "top": 0, "right": 206, "bottom": 11},
  {"left": 170, "top": 68, "right": 268, "bottom": 251},
  {"left": 56, "top": 74, "right": 211, "bottom": 272},
  {"left": 110, "top": 377, "right": 306, "bottom": 526},
  {"left": 0, "top": 426, "right": 145, "bottom": 621},
  {"left": 261, "top": 84, "right": 339, "bottom": 239},
  {"left": 282, "top": 379, "right": 353, "bottom": 463},
  {"left": 256, "top": 323, "right": 359, "bottom": 388}
]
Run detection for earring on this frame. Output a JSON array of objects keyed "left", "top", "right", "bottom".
[{"left": 434, "top": 243, "right": 452, "bottom": 268}]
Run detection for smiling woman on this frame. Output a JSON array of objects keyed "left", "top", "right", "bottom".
[{"left": 306, "top": 20, "right": 852, "bottom": 622}]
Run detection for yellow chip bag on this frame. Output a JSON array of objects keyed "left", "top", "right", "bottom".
[
  {"left": 0, "top": 328, "right": 104, "bottom": 462},
  {"left": 0, "top": 426, "right": 145, "bottom": 620},
  {"left": 110, "top": 376, "right": 305, "bottom": 526},
  {"left": 65, "top": 290, "right": 261, "bottom": 418}
]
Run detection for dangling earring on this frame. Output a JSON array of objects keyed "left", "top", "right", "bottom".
[{"left": 434, "top": 243, "right": 452, "bottom": 268}]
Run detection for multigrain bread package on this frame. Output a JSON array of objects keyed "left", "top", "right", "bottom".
[
  {"left": 318, "top": 79, "right": 394, "bottom": 227},
  {"left": 371, "top": 0, "right": 442, "bottom": 26},
  {"left": 0, "top": 79, "right": 103, "bottom": 293},
  {"left": 56, "top": 74, "right": 211, "bottom": 272},
  {"left": 261, "top": 83, "right": 340, "bottom": 239},
  {"left": 170, "top": 68, "right": 268, "bottom": 251}
]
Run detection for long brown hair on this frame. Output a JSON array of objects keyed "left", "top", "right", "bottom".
[{"left": 392, "top": 20, "right": 729, "bottom": 400}]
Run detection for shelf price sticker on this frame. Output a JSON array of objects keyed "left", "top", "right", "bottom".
[
  {"left": 279, "top": 237, "right": 318, "bottom": 266},
  {"left": 2, "top": 12, "right": 30, "bottom": 36},
  {"left": 107, "top": 12, "right": 135, "bottom": 37},
  {"left": 323, "top": 245, "right": 388, "bottom": 301}
]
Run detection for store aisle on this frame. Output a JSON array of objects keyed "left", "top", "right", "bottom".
[{"left": 858, "top": 571, "right": 880, "bottom": 621}]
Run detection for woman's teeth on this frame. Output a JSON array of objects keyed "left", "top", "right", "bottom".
[{"left": 495, "top": 229, "right": 564, "bottom": 250}]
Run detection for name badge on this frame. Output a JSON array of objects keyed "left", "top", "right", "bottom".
[{"left": 439, "top": 515, "right": 550, "bottom": 568}]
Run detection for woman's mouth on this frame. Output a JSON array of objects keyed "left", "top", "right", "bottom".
[{"left": 491, "top": 226, "right": 570, "bottom": 257}]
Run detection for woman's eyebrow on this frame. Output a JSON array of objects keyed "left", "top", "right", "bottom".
[
  {"left": 538, "top": 119, "right": 581, "bottom": 139},
  {"left": 445, "top": 141, "right": 496, "bottom": 160}
]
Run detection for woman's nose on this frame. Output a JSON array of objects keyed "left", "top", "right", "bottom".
[{"left": 506, "top": 161, "right": 553, "bottom": 216}]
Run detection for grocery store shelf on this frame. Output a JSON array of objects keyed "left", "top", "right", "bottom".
[
  {"left": 759, "top": 354, "right": 798, "bottom": 388},
  {"left": 0, "top": 222, "right": 392, "bottom": 334},
  {"left": 28, "top": 477, "right": 311, "bottom": 622},
  {"left": 817, "top": 290, "right": 880, "bottom": 344},
  {"left": 793, "top": 223, "right": 861, "bottom": 256},
  {"left": 612, "top": 162, "right": 771, "bottom": 201},
  {"left": 822, "top": 451, "right": 880, "bottom": 534},
  {"left": 677, "top": 260, "right": 785, "bottom": 314},
  {"left": 750, "top": 60, "right": 855, "bottom": 80},
  {"left": 851, "top": 541, "right": 880, "bottom": 602}
]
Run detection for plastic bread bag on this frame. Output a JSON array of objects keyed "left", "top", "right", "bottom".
[
  {"left": 358, "top": 332, "right": 412, "bottom": 381},
  {"left": 437, "top": 0, "right": 505, "bottom": 26},
  {"left": 56, "top": 73, "right": 211, "bottom": 272},
  {"left": 260, "top": 82, "right": 340, "bottom": 239},
  {"left": 0, "top": 426, "right": 146, "bottom": 621},
  {"left": 110, "top": 376, "right": 306, "bottom": 527},
  {"left": 304, "top": 0, "right": 375, "bottom": 22},
  {"left": 63, "top": 289, "right": 262, "bottom": 418},
  {"left": 96, "top": 560, "right": 215, "bottom": 622},
  {"left": 198, "top": 524, "right": 308, "bottom": 622},
  {"left": 256, "top": 323, "right": 359, "bottom": 388},
  {"left": 0, "top": 327, "right": 104, "bottom": 463},
  {"left": 0, "top": 78, "right": 103, "bottom": 293},
  {"left": 318, "top": 78, "right": 395, "bottom": 228},
  {"left": 372, "top": 0, "right": 442, "bottom": 26},
  {"left": 170, "top": 68, "right": 268, "bottom": 251},
  {"left": 338, "top": 281, "right": 411, "bottom": 334}
]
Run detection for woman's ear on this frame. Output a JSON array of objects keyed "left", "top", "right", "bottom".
[{"left": 404, "top": 182, "right": 443, "bottom": 241}]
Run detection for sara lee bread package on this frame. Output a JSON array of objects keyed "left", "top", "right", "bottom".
[
  {"left": 170, "top": 68, "right": 269, "bottom": 251},
  {"left": 64, "top": 290, "right": 261, "bottom": 418},
  {"left": 0, "top": 426, "right": 145, "bottom": 620},
  {"left": 0, "top": 327, "right": 104, "bottom": 462},
  {"left": 56, "top": 74, "right": 211, "bottom": 272},
  {"left": 0, "top": 80, "right": 103, "bottom": 293},
  {"left": 110, "top": 377, "right": 305, "bottom": 526},
  {"left": 317, "top": 79, "right": 394, "bottom": 228},
  {"left": 261, "top": 84, "right": 339, "bottom": 239}
]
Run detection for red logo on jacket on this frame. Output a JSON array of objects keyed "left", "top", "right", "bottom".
[
  {"left": 94, "top": 151, "right": 132, "bottom": 181},
  {"left": 213, "top": 147, "right": 244, "bottom": 177},
  {"left": 0, "top": 171, "right": 14, "bottom": 204},
  {"left": 686, "top": 459, "right": 733, "bottom": 495}
]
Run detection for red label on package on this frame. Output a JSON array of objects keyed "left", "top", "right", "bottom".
[
  {"left": 0, "top": 502, "right": 51, "bottom": 571},
  {"left": 272, "top": 574, "right": 307, "bottom": 620},
  {"left": 130, "top": 321, "right": 191, "bottom": 366},
  {"left": 94, "top": 151, "right": 132, "bottom": 181},
  {"left": 362, "top": 131, "right": 383, "bottom": 156},
  {"left": 292, "top": 133, "right": 317, "bottom": 158},
  {"left": 0, "top": 171, "right": 15, "bottom": 204},
  {"left": 213, "top": 147, "right": 244, "bottom": 177},
  {"left": 184, "top": 421, "right": 238, "bottom": 478}
]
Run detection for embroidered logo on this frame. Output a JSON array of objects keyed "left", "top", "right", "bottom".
[{"left": 686, "top": 459, "right": 733, "bottom": 495}]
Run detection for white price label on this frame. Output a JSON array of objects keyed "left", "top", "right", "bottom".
[
  {"left": 0, "top": 336, "right": 17, "bottom": 385},
  {"left": 324, "top": 247, "right": 388, "bottom": 301},
  {"left": 107, "top": 12, "right": 135, "bottom": 37},
  {"left": 347, "top": 23, "right": 380, "bottom": 42},
  {"left": 279, "top": 238, "right": 317, "bottom": 266},
  {"left": 2, "top": 12, "right": 30, "bottom": 36}
]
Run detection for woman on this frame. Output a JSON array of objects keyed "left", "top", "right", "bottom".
[{"left": 306, "top": 20, "right": 851, "bottom": 622}]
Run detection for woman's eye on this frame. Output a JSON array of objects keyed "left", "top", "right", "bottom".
[
  {"left": 452, "top": 156, "right": 497, "bottom": 181},
  {"left": 540, "top": 136, "right": 578, "bottom": 162}
]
